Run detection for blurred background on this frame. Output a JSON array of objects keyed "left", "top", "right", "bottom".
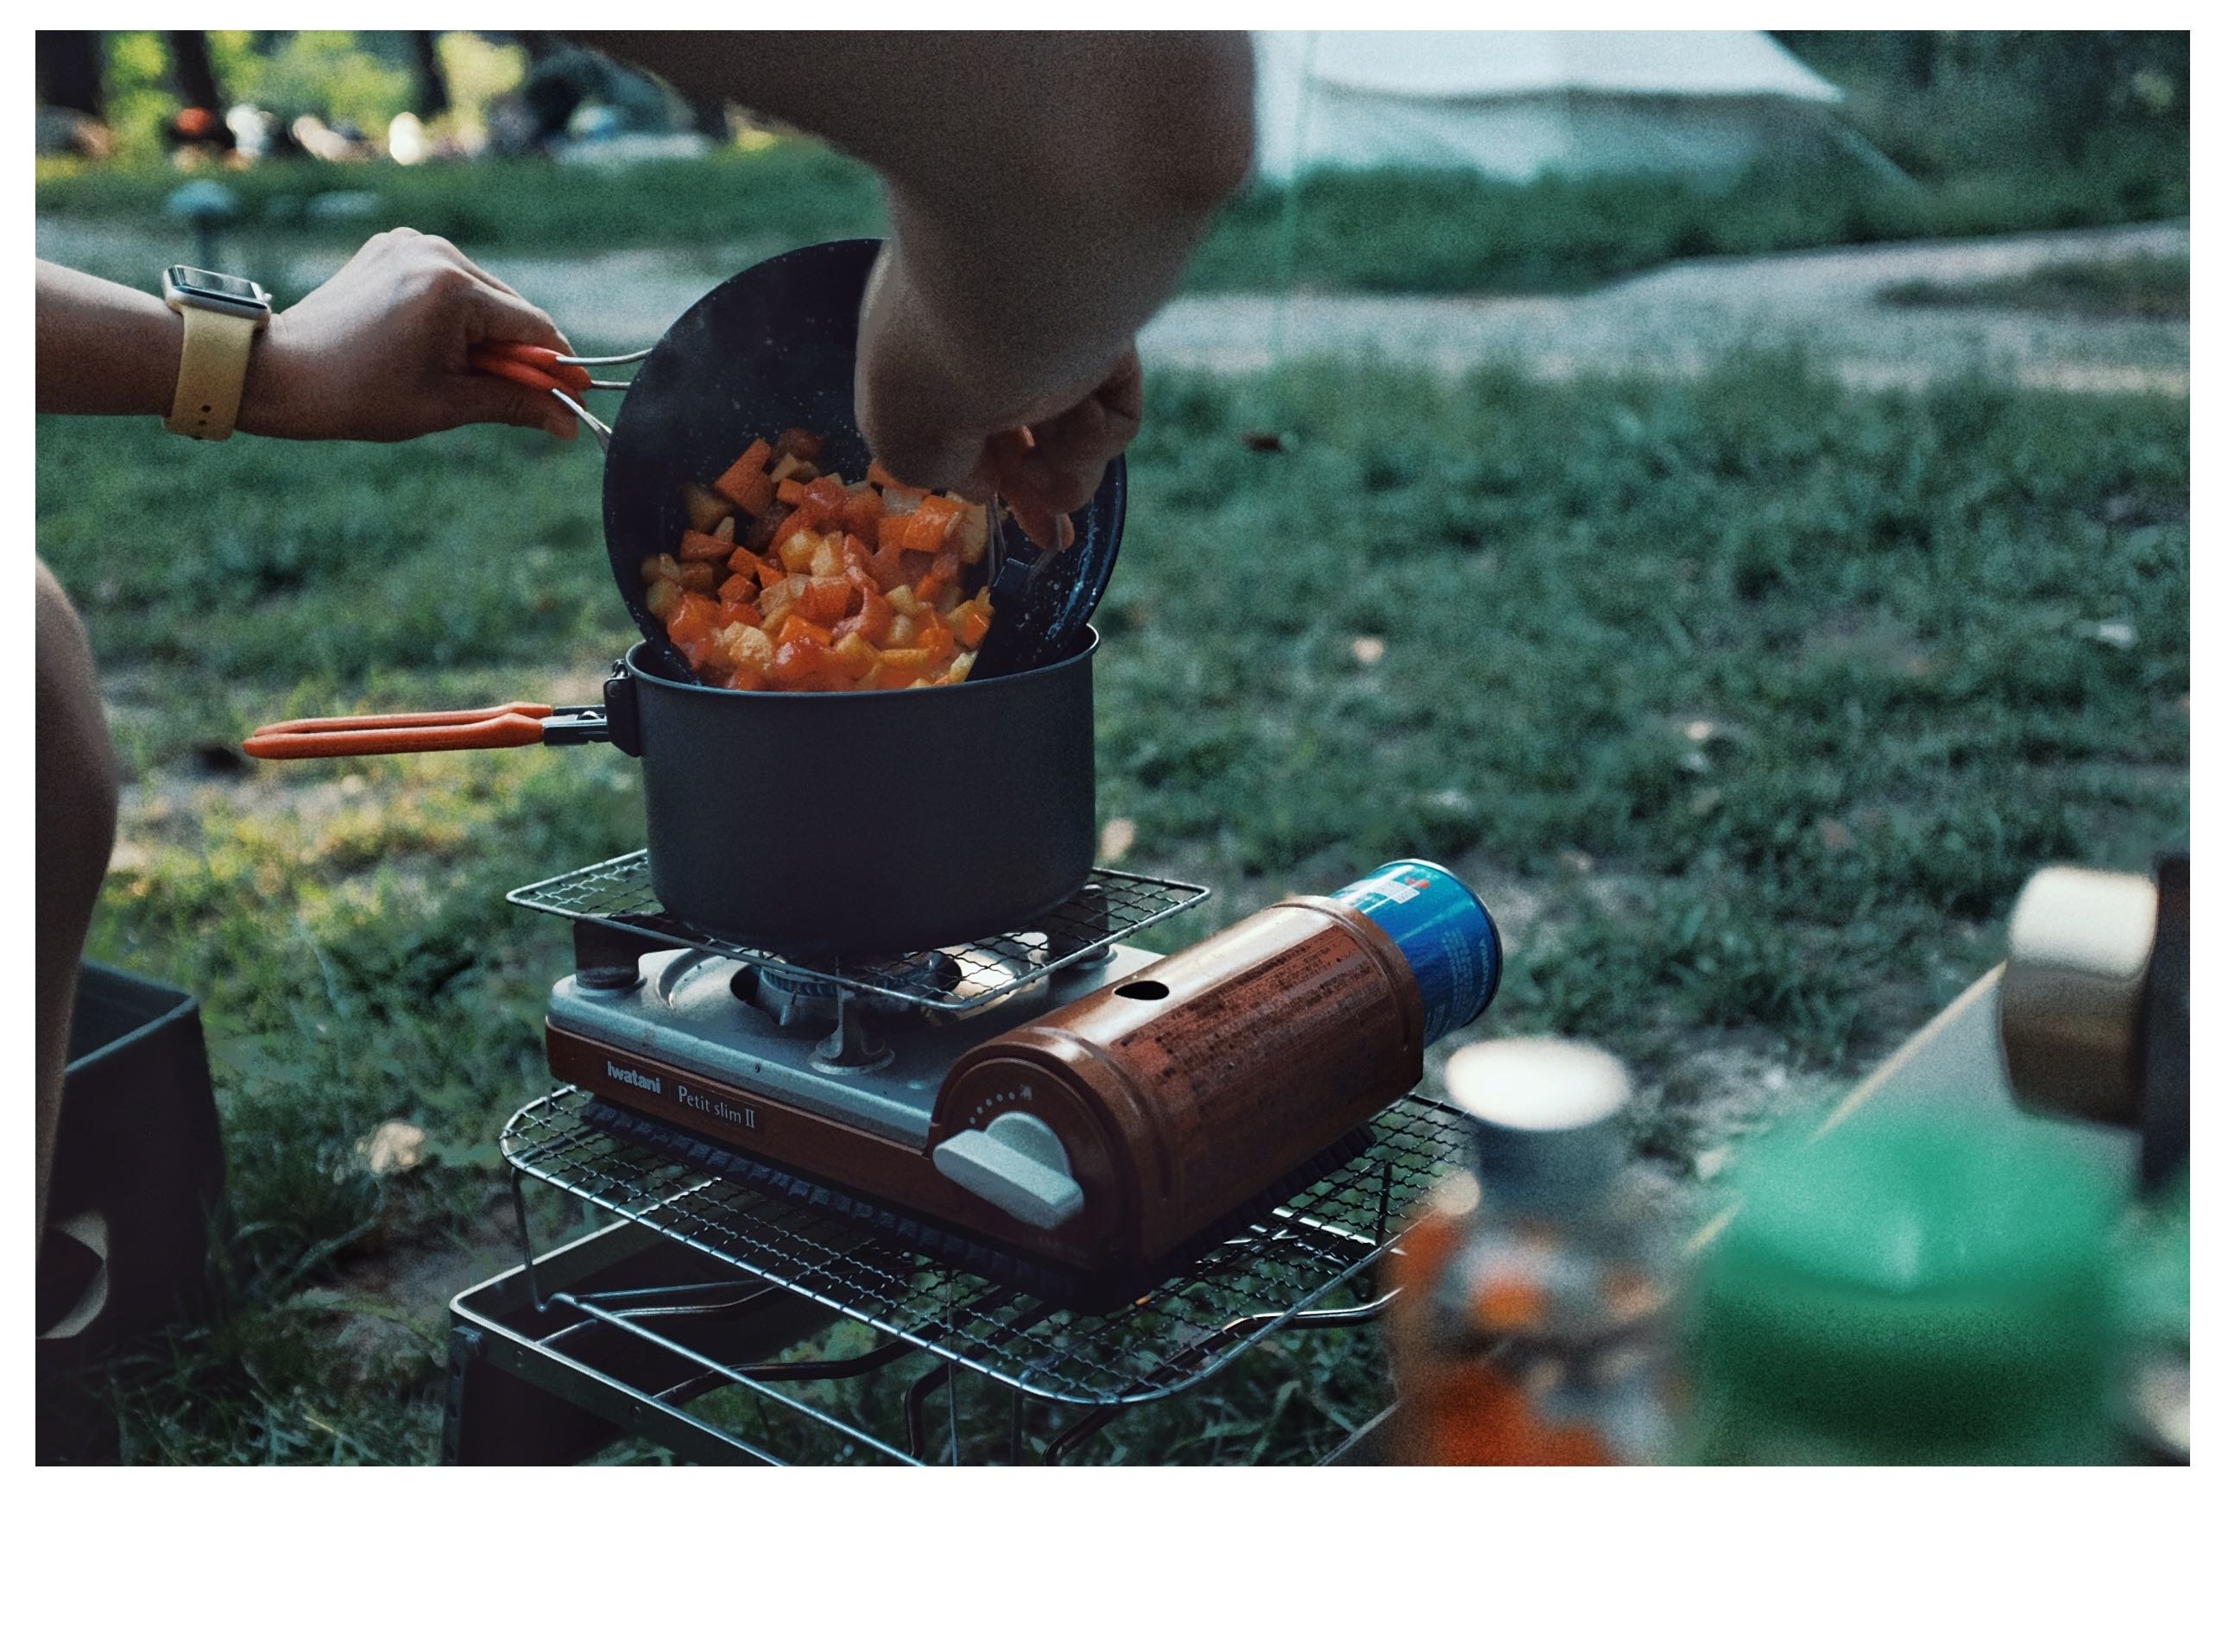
[{"left": 34, "top": 31, "right": 2188, "bottom": 1464}]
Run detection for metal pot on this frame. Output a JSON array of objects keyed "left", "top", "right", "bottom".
[{"left": 244, "top": 629, "right": 1101, "bottom": 958}]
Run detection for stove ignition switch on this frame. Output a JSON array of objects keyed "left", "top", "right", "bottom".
[{"left": 931, "top": 1113, "right": 1084, "bottom": 1229}]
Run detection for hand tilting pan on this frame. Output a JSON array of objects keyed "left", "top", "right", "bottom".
[{"left": 545, "top": 237, "right": 1125, "bottom": 684}]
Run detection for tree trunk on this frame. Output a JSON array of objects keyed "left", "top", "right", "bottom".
[
  {"left": 411, "top": 31, "right": 451, "bottom": 118},
  {"left": 167, "top": 31, "right": 223, "bottom": 111},
  {"left": 35, "top": 32, "right": 105, "bottom": 118}
]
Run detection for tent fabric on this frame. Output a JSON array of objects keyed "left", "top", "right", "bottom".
[{"left": 1254, "top": 31, "right": 1846, "bottom": 183}]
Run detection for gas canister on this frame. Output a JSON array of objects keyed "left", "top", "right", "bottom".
[{"left": 929, "top": 864, "right": 1502, "bottom": 1277}]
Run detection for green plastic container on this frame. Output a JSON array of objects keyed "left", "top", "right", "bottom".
[{"left": 1684, "top": 1111, "right": 2124, "bottom": 1465}]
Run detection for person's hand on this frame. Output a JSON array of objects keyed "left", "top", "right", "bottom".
[
  {"left": 975, "top": 350, "right": 1143, "bottom": 552},
  {"left": 237, "top": 229, "right": 578, "bottom": 443},
  {"left": 855, "top": 255, "right": 1142, "bottom": 549}
]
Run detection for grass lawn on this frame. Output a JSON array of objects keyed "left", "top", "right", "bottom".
[{"left": 35, "top": 353, "right": 2188, "bottom": 1463}]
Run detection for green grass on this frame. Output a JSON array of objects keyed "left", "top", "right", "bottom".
[
  {"left": 1881, "top": 253, "right": 2191, "bottom": 321},
  {"left": 35, "top": 355, "right": 2188, "bottom": 1462},
  {"left": 38, "top": 125, "right": 2189, "bottom": 298}
]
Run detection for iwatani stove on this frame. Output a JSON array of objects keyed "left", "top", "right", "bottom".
[{"left": 486, "top": 849, "right": 1489, "bottom": 1453}]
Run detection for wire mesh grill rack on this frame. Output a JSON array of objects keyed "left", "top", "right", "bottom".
[
  {"left": 508, "top": 854, "right": 1209, "bottom": 1016},
  {"left": 502, "top": 1084, "right": 1468, "bottom": 1408}
]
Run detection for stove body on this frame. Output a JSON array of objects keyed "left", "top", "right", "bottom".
[{"left": 534, "top": 867, "right": 1429, "bottom": 1296}]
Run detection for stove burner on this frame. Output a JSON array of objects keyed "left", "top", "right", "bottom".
[{"left": 742, "top": 951, "right": 963, "bottom": 1028}]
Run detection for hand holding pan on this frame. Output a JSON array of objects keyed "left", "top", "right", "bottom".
[{"left": 477, "top": 240, "right": 1124, "bottom": 686}]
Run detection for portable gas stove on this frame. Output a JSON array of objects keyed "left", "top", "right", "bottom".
[{"left": 465, "top": 849, "right": 1473, "bottom": 1463}]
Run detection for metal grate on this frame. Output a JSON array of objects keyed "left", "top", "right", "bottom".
[
  {"left": 503, "top": 1084, "right": 1467, "bottom": 1407},
  {"left": 507, "top": 854, "right": 1209, "bottom": 1016}
]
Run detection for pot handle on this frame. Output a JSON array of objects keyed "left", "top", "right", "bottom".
[{"left": 243, "top": 703, "right": 609, "bottom": 760}]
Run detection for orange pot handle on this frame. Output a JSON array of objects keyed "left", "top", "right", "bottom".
[{"left": 243, "top": 704, "right": 555, "bottom": 760}]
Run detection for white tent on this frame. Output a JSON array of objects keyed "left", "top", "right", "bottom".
[{"left": 1253, "top": 31, "right": 1848, "bottom": 184}]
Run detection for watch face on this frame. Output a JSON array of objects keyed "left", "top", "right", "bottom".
[{"left": 166, "top": 265, "right": 269, "bottom": 316}]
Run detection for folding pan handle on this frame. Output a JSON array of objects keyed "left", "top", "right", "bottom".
[{"left": 243, "top": 703, "right": 608, "bottom": 759}]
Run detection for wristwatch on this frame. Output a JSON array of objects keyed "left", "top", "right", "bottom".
[{"left": 161, "top": 265, "right": 272, "bottom": 441}]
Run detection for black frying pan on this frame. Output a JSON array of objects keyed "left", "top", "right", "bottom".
[{"left": 595, "top": 238, "right": 1126, "bottom": 684}]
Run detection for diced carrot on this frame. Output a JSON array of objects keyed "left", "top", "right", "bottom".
[
  {"left": 876, "top": 514, "right": 910, "bottom": 555},
  {"left": 718, "top": 572, "right": 759, "bottom": 605},
  {"left": 667, "top": 593, "right": 723, "bottom": 672},
  {"left": 900, "top": 495, "right": 962, "bottom": 553},
  {"left": 798, "top": 577, "right": 855, "bottom": 625},
  {"left": 776, "top": 612, "right": 833, "bottom": 648},
  {"left": 768, "top": 634, "right": 839, "bottom": 688},
  {"left": 727, "top": 546, "right": 778, "bottom": 583},
  {"left": 679, "top": 529, "right": 732, "bottom": 564},
  {"left": 803, "top": 476, "right": 849, "bottom": 517},
  {"left": 875, "top": 646, "right": 935, "bottom": 672},
  {"left": 834, "top": 580, "right": 894, "bottom": 646},
  {"left": 842, "top": 489, "right": 886, "bottom": 537},
  {"left": 951, "top": 601, "right": 990, "bottom": 650},
  {"left": 866, "top": 459, "right": 907, "bottom": 489},
  {"left": 772, "top": 427, "right": 824, "bottom": 463},
  {"left": 776, "top": 477, "right": 809, "bottom": 508},
  {"left": 713, "top": 440, "right": 776, "bottom": 516},
  {"left": 717, "top": 599, "right": 764, "bottom": 632}
]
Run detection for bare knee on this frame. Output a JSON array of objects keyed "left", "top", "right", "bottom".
[{"left": 36, "top": 564, "right": 118, "bottom": 911}]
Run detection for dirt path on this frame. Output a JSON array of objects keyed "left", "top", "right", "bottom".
[{"left": 37, "top": 217, "right": 2187, "bottom": 394}]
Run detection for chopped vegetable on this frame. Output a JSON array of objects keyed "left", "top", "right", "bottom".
[{"left": 660, "top": 427, "right": 994, "bottom": 690}]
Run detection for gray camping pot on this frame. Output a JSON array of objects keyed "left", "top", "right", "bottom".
[{"left": 244, "top": 630, "right": 1100, "bottom": 958}]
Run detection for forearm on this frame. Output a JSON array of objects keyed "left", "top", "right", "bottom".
[
  {"left": 581, "top": 31, "right": 1253, "bottom": 420},
  {"left": 35, "top": 261, "right": 185, "bottom": 417}
]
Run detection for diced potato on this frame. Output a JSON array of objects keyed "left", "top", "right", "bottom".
[
  {"left": 831, "top": 631, "right": 880, "bottom": 679},
  {"left": 683, "top": 482, "right": 730, "bottom": 534},
  {"left": 887, "top": 612, "right": 919, "bottom": 648},
  {"left": 713, "top": 515, "right": 736, "bottom": 543},
  {"left": 716, "top": 622, "right": 775, "bottom": 673},
  {"left": 768, "top": 452, "right": 802, "bottom": 485},
  {"left": 646, "top": 578, "right": 683, "bottom": 620},
  {"left": 884, "top": 584, "right": 922, "bottom": 617},
  {"left": 944, "top": 651, "right": 976, "bottom": 685},
  {"left": 780, "top": 531, "right": 823, "bottom": 575},
  {"left": 956, "top": 502, "right": 989, "bottom": 565},
  {"left": 809, "top": 538, "right": 843, "bottom": 578},
  {"left": 876, "top": 646, "right": 934, "bottom": 671}
]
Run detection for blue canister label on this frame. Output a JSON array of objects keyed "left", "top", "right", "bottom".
[{"left": 1331, "top": 860, "right": 1502, "bottom": 1045}]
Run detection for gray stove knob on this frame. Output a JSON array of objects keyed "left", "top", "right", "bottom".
[{"left": 931, "top": 1113, "right": 1084, "bottom": 1230}]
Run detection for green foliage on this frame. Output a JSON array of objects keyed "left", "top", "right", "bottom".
[
  {"left": 35, "top": 357, "right": 2187, "bottom": 1462},
  {"left": 228, "top": 30, "right": 414, "bottom": 131}
]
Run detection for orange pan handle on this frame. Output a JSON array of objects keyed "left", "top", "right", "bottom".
[
  {"left": 249, "top": 701, "right": 557, "bottom": 737},
  {"left": 243, "top": 707, "right": 554, "bottom": 760},
  {"left": 469, "top": 344, "right": 590, "bottom": 394}
]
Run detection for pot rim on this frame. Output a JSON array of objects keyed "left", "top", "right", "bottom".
[{"left": 621, "top": 625, "right": 1101, "bottom": 701}]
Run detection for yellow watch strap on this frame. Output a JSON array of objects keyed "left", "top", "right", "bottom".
[{"left": 166, "top": 304, "right": 265, "bottom": 441}]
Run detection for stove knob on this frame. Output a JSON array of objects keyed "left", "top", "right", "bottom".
[{"left": 932, "top": 1113, "right": 1084, "bottom": 1230}]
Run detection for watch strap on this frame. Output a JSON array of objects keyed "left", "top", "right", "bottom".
[{"left": 166, "top": 304, "right": 266, "bottom": 441}]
